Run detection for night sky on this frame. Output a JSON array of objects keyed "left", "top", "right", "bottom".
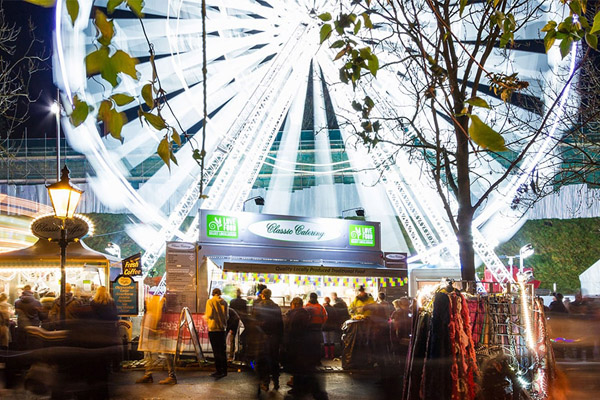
[{"left": 3, "top": 0, "right": 57, "bottom": 139}]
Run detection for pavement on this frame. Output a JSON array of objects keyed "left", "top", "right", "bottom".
[{"left": 0, "top": 358, "right": 402, "bottom": 400}]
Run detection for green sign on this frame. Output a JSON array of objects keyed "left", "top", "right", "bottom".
[
  {"left": 349, "top": 224, "right": 375, "bottom": 247},
  {"left": 206, "top": 214, "right": 238, "bottom": 238}
]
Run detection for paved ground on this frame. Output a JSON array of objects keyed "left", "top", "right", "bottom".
[{"left": 1, "top": 359, "right": 598, "bottom": 399}]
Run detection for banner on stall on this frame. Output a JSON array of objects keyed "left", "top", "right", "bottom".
[
  {"left": 122, "top": 253, "right": 142, "bottom": 277},
  {"left": 110, "top": 275, "right": 139, "bottom": 316}
]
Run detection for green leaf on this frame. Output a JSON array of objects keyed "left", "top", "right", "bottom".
[
  {"left": 110, "top": 50, "right": 139, "bottom": 80},
  {"left": 107, "top": 0, "right": 125, "bottom": 14},
  {"left": 107, "top": 108, "right": 126, "bottom": 141},
  {"left": 362, "top": 13, "right": 373, "bottom": 29},
  {"left": 364, "top": 96, "right": 374, "bottom": 109},
  {"left": 459, "top": 0, "right": 468, "bottom": 16},
  {"left": 111, "top": 93, "right": 135, "bottom": 106},
  {"left": 85, "top": 46, "right": 110, "bottom": 77},
  {"left": 318, "top": 12, "right": 332, "bottom": 22},
  {"left": 366, "top": 53, "right": 379, "bottom": 77},
  {"left": 541, "top": 21, "right": 557, "bottom": 33},
  {"left": 320, "top": 24, "right": 333, "bottom": 44},
  {"left": 97, "top": 100, "right": 113, "bottom": 123},
  {"left": 66, "top": 0, "right": 79, "bottom": 25},
  {"left": 334, "top": 47, "right": 347, "bottom": 61},
  {"left": 157, "top": 137, "right": 171, "bottom": 169},
  {"left": 468, "top": 115, "right": 507, "bottom": 152},
  {"left": 142, "top": 112, "right": 167, "bottom": 131},
  {"left": 94, "top": 9, "right": 114, "bottom": 47},
  {"left": 172, "top": 128, "right": 182, "bottom": 146},
  {"left": 141, "top": 83, "right": 154, "bottom": 108},
  {"left": 192, "top": 148, "right": 202, "bottom": 161},
  {"left": 331, "top": 40, "right": 345, "bottom": 49},
  {"left": 569, "top": 1, "right": 582, "bottom": 16},
  {"left": 351, "top": 101, "right": 362, "bottom": 112},
  {"left": 592, "top": 11, "right": 600, "bottom": 34},
  {"left": 466, "top": 96, "right": 490, "bottom": 109},
  {"left": 354, "top": 19, "right": 362, "bottom": 35},
  {"left": 560, "top": 37, "right": 573, "bottom": 59},
  {"left": 126, "top": 0, "right": 144, "bottom": 17},
  {"left": 544, "top": 30, "right": 557, "bottom": 52},
  {"left": 24, "top": 0, "right": 55, "bottom": 7},
  {"left": 586, "top": 32, "right": 598, "bottom": 50},
  {"left": 70, "top": 95, "right": 90, "bottom": 127}
]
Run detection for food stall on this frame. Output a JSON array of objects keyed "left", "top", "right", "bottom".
[
  {"left": 0, "top": 237, "right": 113, "bottom": 302},
  {"left": 194, "top": 210, "right": 405, "bottom": 310}
]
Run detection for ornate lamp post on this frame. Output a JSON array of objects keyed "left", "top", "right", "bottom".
[{"left": 46, "top": 165, "right": 83, "bottom": 323}]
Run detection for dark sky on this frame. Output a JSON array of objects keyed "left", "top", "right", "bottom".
[{"left": 2, "top": 0, "right": 57, "bottom": 139}]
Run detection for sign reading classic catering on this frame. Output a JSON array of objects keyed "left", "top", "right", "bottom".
[
  {"left": 31, "top": 215, "right": 89, "bottom": 241},
  {"left": 122, "top": 253, "right": 142, "bottom": 277},
  {"left": 248, "top": 220, "right": 341, "bottom": 243}
]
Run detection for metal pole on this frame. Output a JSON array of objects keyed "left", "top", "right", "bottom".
[
  {"left": 56, "top": 89, "right": 61, "bottom": 180},
  {"left": 60, "top": 222, "right": 67, "bottom": 324},
  {"left": 519, "top": 253, "right": 524, "bottom": 274}
]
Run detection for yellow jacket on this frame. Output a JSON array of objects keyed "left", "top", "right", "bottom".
[{"left": 349, "top": 295, "right": 375, "bottom": 317}]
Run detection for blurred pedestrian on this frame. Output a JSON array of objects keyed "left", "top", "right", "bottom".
[
  {"left": 390, "top": 297, "right": 412, "bottom": 365},
  {"left": 549, "top": 293, "right": 568, "bottom": 313},
  {"left": 48, "top": 283, "right": 81, "bottom": 323},
  {"left": 14, "top": 284, "right": 42, "bottom": 349},
  {"left": 253, "top": 288, "right": 283, "bottom": 392},
  {"left": 136, "top": 294, "right": 177, "bottom": 385},
  {"left": 285, "top": 297, "right": 328, "bottom": 400},
  {"left": 305, "top": 292, "right": 327, "bottom": 365},
  {"left": 330, "top": 292, "right": 350, "bottom": 356},
  {"left": 349, "top": 286, "right": 375, "bottom": 317},
  {"left": 370, "top": 293, "right": 393, "bottom": 369},
  {"left": 0, "top": 293, "right": 13, "bottom": 350},
  {"left": 205, "top": 287, "right": 228, "bottom": 379},
  {"left": 228, "top": 288, "right": 247, "bottom": 360},
  {"left": 90, "top": 286, "right": 118, "bottom": 321},
  {"left": 322, "top": 297, "right": 336, "bottom": 360}
]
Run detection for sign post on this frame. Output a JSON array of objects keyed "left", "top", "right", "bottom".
[{"left": 110, "top": 275, "right": 139, "bottom": 316}]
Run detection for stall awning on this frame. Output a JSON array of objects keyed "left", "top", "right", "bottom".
[{"left": 207, "top": 256, "right": 403, "bottom": 278}]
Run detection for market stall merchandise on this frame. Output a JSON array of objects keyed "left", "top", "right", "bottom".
[{"left": 403, "top": 281, "right": 556, "bottom": 400}]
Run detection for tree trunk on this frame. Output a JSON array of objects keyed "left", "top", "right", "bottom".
[{"left": 455, "top": 117, "right": 476, "bottom": 285}]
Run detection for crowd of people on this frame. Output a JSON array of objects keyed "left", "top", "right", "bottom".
[
  {"left": 149, "top": 284, "right": 414, "bottom": 399},
  {"left": 0, "top": 283, "right": 121, "bottom": 398}
]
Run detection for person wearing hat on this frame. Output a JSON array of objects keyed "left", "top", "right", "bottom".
[
  {"left": 349, "top": 286, "right": 375, "bottom": 317},
  {"left": 205, "top": 287, "right": 229, "bottom": 379}
]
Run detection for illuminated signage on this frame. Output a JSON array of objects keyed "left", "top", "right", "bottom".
[
  {"left": 248, "top": 220, "right": 341, "bottom": 242},
  {"left": 206, "top": 214, "right": 238, "bottom": 238},
  {"left": 349, "top": 224, "right": 375, "bottom": 247},
  {"left": 122, "top": 253, "right": 142, "bottom": 276}
]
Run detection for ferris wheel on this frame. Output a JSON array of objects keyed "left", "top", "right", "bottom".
[{"left": 54, "top": 0, "right": 575, "bottom": 280}]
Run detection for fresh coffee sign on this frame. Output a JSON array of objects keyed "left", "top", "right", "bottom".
[
  {"left": 248, "top": 220, "right": 340, "bottom": 242},
  {"left": 349, "top": 224, "right": 375, "bottom": 247},
  {"left": 206, "top": 214, "right": 238, "bottom": 238}
]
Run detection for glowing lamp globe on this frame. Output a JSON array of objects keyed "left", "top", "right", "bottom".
[{"left": 46, "top": 166, "right": 83, "bottom": 219}]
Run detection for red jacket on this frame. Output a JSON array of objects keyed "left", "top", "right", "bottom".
[{"left": 304, "top": 302, "right": 328, "bottom": 327}]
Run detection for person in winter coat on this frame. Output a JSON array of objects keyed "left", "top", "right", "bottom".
[
  {"left": 0, "top": 293, "right": 13, "bottom": 349},
  {"left": 349, "top": 286, "right": 375, "bottom": 317},
  {"left": 390, "top": 297, "right": 412, "bottom": 365},
  {"left": 90, "top": 286, "right": 118, "bottom": 321},
  {"left": 549, "top": 293, "right": 569, "bottom": 313},
  {"left": 253, "top": 288, "right": 284, "bottom": 392},
  {"left": 14, "top": 285, "right": 42, "bottom": 349},
  {"left": 322, "top": 297, "right": 337, "bottom": 360},
  {"left": 330, "top": 292, "right": 350, "bottom": 353},
  {"left": 285, "top": 297, "right": 328, "bottom": 400},
  {"left": 205, "top": 287, "right": 228, "bottom": 379},
  {"left": 48, "top": 283, "right": 81, "bottom": 323},
  {"left": 305, "top": 293, "right": 328, "bottom": 365}
]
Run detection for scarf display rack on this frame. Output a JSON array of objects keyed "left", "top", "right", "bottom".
[{"left": 403, "top": 280, "right": 556, "bottom": 400}]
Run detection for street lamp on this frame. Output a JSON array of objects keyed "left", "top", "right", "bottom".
[
  {"left": 242, "top": 195, "right": 265, "bottom": 211},
  {"left": 342, "top": 207, "right": 365, "bottom": 218},
  {"left": 519, "top": 243, "right": 534, "bottom": 273},
  {"left": 47, "top": 165, "right": 83, "bottom": 323}
]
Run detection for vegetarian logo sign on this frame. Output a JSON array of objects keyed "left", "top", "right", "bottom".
[
  {"left": 349, "top": 224, "right": 375, "bottom": 247},
  {"left": 206, "top": 214, "right": 238, "bottom": 238}
]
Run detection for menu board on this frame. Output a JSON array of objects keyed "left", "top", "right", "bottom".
[
  {"left": 110, "top": 275, "right": 139, "bottom": 316},
  {"left": 166, "top": 242, "right": 197, "bottom": 312}
]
